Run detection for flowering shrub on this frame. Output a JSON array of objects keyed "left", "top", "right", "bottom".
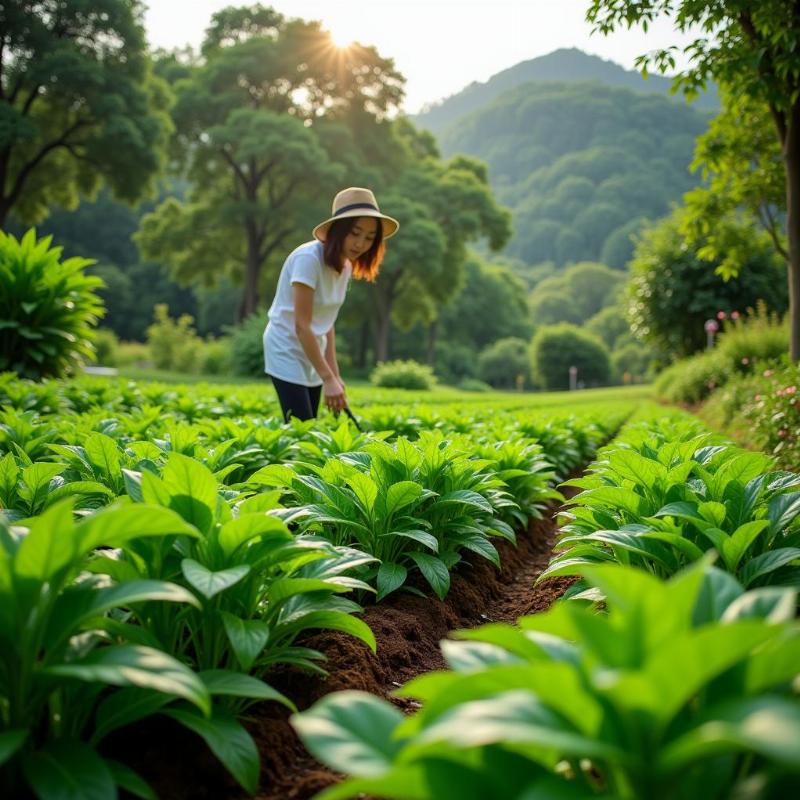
[{"left": 743, "top": 362, "right": 800, "bottom": 468}]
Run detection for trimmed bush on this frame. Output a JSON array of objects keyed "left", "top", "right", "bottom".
[
  {"left": 530, "top": 323, "right": 610, "bottom": 390},
  {"left": 477, "top": 337, "right": 531, "bottom": 389},
  {"left": 458, "top": 378, "right": 492, "bottom": 392},
  {"left": 370, "top": 359, "right": 436, "bottom": 390},
  {"left": 0, "top": 229, "right": 105, "bottom": 379}
]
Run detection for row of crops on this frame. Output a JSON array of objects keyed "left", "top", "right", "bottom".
[
  {"left": 295, "top": 415, "right": 800, "bottom": 799},
  {"left": 0, "top": 374, "right": 625, "bottom": 799}
]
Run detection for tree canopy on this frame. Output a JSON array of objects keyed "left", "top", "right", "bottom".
[
  {"left": 0, "top": 0, "right": 173, "bottom": 226},
  {"left": 587, "top": 0, "right": 800, "bottom": 359}
]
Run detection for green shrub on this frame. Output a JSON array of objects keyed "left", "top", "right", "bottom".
[
  {"left": 146, "top": 304, "right": 203, "bottom": 373},
  {"left": 458, "top": 378, "right": 492, "bottom": 392},
  {"left": 742, "top": 361, "right": 800, "bottom": 469},
  {"left": 198, "top": 337, "right": 231, "bottom": 376},
  {"left": 655, "top": 306, "right": 788, "bottom": 404},
  {"left": 530, "top": 323, "right": 610, "bottom": 390},
  {"left": 230, "top": 313, "right": 267, "bottom": 377},
  {"left": 611, "top": 339, "right": 656, "bottom": 383},
  {"left": 0, "top": 229, "right": 105, "bottom": 379},
  {"left": 92, "top": 328, "right": 119, "bottom": 366},
  {"left": 477, "top": 337, "right": 530, "bottom": 389},
  {"left": 433, "top": 340, "right": 478, "bottom": 384},
  {"left": 370, "top": 359, "right": 436, "bottom": 390},
  {"left": 115, "top": 341, "right": 150, "bottom": 367}
]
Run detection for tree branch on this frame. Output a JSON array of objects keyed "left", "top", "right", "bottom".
[
  {"left": 758, "top": 202, "right": 789, "bottom": 261},
  {"left": 219, "top": 147, "right": 250, "bottom": 191},
  {"left": 3, "top": 117, "right": 91, "bottom": 209}
]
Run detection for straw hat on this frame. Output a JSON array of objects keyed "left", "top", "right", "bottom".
[{"left": 313, "top": 187, "right": 399, "bottom": 242}]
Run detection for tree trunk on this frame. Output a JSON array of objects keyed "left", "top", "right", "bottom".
[
  {"left": 426, "top": 319, "right": 438, "bottom": 365},
  {"left": 785, "top": 99, "right": 800, "bottom": 361},
  {"left": 239, "top": 218, "right": 261, "bottom": 322}
]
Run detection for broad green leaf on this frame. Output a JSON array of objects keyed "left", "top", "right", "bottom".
[
  {"left": 281, "top": 610, "right": 376, "bottom": 653},
  {"left": 385, "top": 529, "right": 439, "bottom": 552},
  {"left": 721, "top": 588, "right": 797, "bottom": 623},
  {"left": 658, "top": 696, "right": 800, "bottom": 773},
  {"left": 312, "top": 766, "right": 429, "bottom": 800},
  {"left": 199, "top": 670, "right": 296, "bottom": 710},
  {"left": 698, "top": 501, "right": 726, "bottom": 528},
  {"left": 218, "top": 514, "right": 289, "bottom": 557},
  {"left": 23, "top": 741, "right": 115, "bottom": 800},
  {"left": 44, "top": 645, "right": 211, "bottom": 716},
  {"left": 0, "top": 728, "right": 28, "bottom": 766},
  {"left": 220, "top": 612, "right": 270, "bottom": 671},
  {"left": 14, "top": 499, "right": 76, "bottom": 585},
  {"left": 385, "top": 481, "right": 423, "bottom": 515},
  {"left": 76, "top": 504, "right": 200, "bottom": 551},
  {"left": 93, "top": 688, "right": 174, "bottom": 743},
  {"left": 692, "top": 567, "right": 743, "bottom": 625},
  {"left": 376, "top": 562, "right": 407, "bottom": 601},
  {"left": 162, "top": 707, "right": 260, "bottom": 794},
  {"left": 160, "top": 454, "right": 219, "bottom": 534},
  {"left": 346, "top": 472, "right": 378, "bottom": 514},
  {"left": 408, "top": 551, "right": 450, "bottom": 600},
  {"left": 608, "top": 449, "right": 667, "bottom": 485},
  {"left": 84, "top": 433, "right": 121, "bottom": 480},
  {"left": 292, "top": 691, "right": 406, "bottom": 777},
  {"left": 268, "top": 577, "right": 347, "bottom": 606},
  {"left": 577, "top": 486, "right": 644, "bottom": 516},
  {"left": 768, "top": 492, "right": 800, "bottom": 538},
  {"left": 738, "top": 548, "right": 800, "bottom": 587},
  {"left": 182, "top": 559, "right": 250, "bottom": 600},
  {"left": 107, "top": 760, "right": 156, "bottom": 800},
  {"left": 721, "top": 520, "right": 769, "bottom": 572},
  {"left": 411, "top": 689, "right": 628, "bottom": 762}
]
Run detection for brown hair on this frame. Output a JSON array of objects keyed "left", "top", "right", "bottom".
[{"left": 322, "top": 217, "right": 385, "bottom": 282}]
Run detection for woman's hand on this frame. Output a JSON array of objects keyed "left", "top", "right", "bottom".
[{"left": 323, "top": 374, "right": 346, "bottom": 414}]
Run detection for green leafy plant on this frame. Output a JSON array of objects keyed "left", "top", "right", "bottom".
[
  {"left": 294, "top": 561, "right": 800, "bottom": 800},
  {"left": 0, "top": 229, "right": 105, "bottom": 379},
  {"left": 542, "top": 418, "right": 800, "bottom": 589},
  {"left": 0, "top": 500, "right": 211, "bottom": 800}
]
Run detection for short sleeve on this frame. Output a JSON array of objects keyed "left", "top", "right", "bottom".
[{"left": 290, "top": 253, "right": 319, "bottom": 290}]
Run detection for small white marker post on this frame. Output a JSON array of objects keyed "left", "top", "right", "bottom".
[
  {"left": 569, "top": 365, "right": 578, "bottom": 391},
  {"left": 704, "top": 319, "right": 719, "bottom": 349}
]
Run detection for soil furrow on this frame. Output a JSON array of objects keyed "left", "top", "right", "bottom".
[{"left": 117, "top": 485, "right": 580, "bottom": 800}]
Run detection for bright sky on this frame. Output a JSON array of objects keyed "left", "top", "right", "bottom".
[{"left": 144, "top": 0, "right": 699, "bottom": 114}]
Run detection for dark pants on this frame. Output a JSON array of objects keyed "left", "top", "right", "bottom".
[{"left": 269, "top": 375, "right": 322, "bottom": 422}]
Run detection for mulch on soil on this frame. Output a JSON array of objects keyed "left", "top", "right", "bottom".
[{"left": 117, "top": 486, "right": 579, "bottom": 800}]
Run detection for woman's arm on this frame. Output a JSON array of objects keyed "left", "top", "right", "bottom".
[
  {"left": 324, "top": 325, "right": 341, "bottom": 380},
  {"left": 293, "top": 283, "right": 346, "bottom": 412}
]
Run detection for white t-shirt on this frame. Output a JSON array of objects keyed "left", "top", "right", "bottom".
[{"left": 263, "top": 240, "right": 352, "bottom": 386}]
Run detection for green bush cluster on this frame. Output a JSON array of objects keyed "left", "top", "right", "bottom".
[
  {"left": 0, "top": 229, "right": 105, "bottom": 379},
  {"left": 146, "top": 304, "right": 231, "bottom": 376},
  {"left": 229, "top": 313, "right": 267, "bottom": 377},
  {"left": 370, "top": 359, "right": 436, "bottom": 390},
  {"left": 530, "top": 323, "right": 610, "bottom": 390},
  {"left": 655, "top": 307, "right": 788, "bottom": 404},
  {"left": 92, "top": 328, "right": 120, "bottom": 366},
  {"left": 477, "top": 337, "right": 531, "bottom": 389}
]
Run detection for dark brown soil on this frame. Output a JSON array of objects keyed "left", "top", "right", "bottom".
[{"left": 115, "top": 486, "right": 579, "bottom": 800}]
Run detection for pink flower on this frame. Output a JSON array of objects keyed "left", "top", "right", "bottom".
[
  {"left": 764, "top": 369, "right": 774, "bottom": 377},
  {"left": 731, "top": 311, "right": 741, "bottom": 320},
  {"left": 778, "top": 429, "right": 787, "bottom": 438},
  {"left": 786, "top": 386, "right": 797, "bottom": 395},
  {"left": 741, "top": 357, "right": 749, "bottom": 365},
  {"left": 717, "top": 311, "right": 727, "bottom": 320},
  {"left": 755, "top": 394, "right": 762, "bottom": 401}
]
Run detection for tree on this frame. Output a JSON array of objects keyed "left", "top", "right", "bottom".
[
  {"left": 681, "top": 90, "right": 786, "bottom": 276},
  {"left": 587, "top": 0, "right": 800, "bottom": 359},
  {"left": 627, "top": 208, "right": 787, "bottom": 357},
  {"left": 530, "top": 323, "right": 610, "bottom": 389},
  {"left": 137, "top": 5, "right": 404, "bottom": 321},
  {"left": 0, "top": 0, "right": 172, "bottom": 226}
]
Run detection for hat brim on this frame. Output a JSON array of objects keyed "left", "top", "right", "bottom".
[{"left": 313, "top": 210, "right": 399, "bottom": 242}]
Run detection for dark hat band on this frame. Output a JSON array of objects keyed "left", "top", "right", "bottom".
[{"left": 334, "top": 202, "right": 379, "bottom": 216}]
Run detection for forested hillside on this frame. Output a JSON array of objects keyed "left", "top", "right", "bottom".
[
  {"left": 438, "top": 81, "right": 711, "bottom": 268},
  {"left": 413, "top": 47, "right": 717, "bottom": 137}
]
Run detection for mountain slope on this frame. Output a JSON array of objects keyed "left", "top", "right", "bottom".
[{"left": 413, "top": 48, "right": 717, "bottom": 137}]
